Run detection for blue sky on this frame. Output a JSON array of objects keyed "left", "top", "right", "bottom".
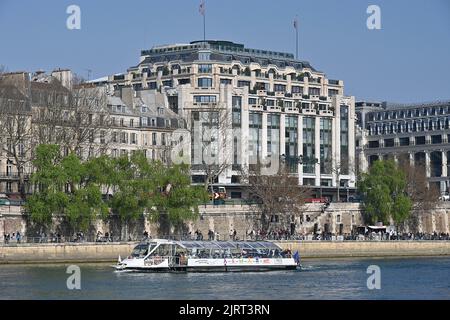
[{"left": 1, "top": 0, "right": 449, "bottom": 103}]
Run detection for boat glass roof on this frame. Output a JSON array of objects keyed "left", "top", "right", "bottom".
[{"left": 175, "top": 241, "right": 281, "bottom": 250}]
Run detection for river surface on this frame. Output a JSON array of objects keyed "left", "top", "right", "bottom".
[{"left": 0, "top": 257, "right": 449, "bottom": 299}]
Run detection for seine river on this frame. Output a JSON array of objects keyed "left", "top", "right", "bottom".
[{"left": 0, "top": 257, "right": 449, "bottom": 300}]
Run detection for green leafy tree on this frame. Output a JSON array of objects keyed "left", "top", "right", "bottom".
[
  {"left": 358, "top": 160, "right": 412, "bottom": 225},
  {"left": 27, "top": 144, "right": 108, "bottom": 234},
  {"left": 27, "top": 145, "right": 209, "bottom": 238},
  {"left": 110, "top": 152, "right": 208, "bottom": 239},
  {"left": 26, "top": 144, "right": 67, "bottom": 228}
]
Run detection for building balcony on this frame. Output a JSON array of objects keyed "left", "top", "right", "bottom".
[
  {"left": 301, "top": 108, "right": 317, "bottom": 116},
  {"left": 285, "top": 107, "right": 299, "bottom": 114},
  {"left": 257, "top": 89, "right": 267, "bottom": 96},
  {"left": 319, "top": 110, "right": 334, "bottom": 117},
  {"left": 249, "top": 104, "right": 264, "bottom": 111},
  {"left": 266, "top": 105, "right": 282, "bottom": 113}
]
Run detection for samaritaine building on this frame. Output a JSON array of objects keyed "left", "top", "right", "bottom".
[{"left": 97, "top": 40, "right": 356, "bottom": 200}]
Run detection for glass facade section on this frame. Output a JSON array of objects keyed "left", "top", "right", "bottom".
[
  {"left": 303, "top": 117, "right": 315, "bottom": 174},
  {"left": 320, "top": 118, "right": 332, "bottom": 174},
  {"left": 285, "top": 116, "right": 298, "bottom": 173}
]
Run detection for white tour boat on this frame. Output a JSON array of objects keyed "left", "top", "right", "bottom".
[{"left": 113, "top": 239, "right": 300, "bottom": 272}]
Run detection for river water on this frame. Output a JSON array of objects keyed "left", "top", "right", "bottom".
[{"left": 0, "top": 257, "right": 449, "bottom": 300}]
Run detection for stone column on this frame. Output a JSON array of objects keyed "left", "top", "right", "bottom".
[
  {"left": 261, "top": 112, "right": 268, "bottom": 161},
  {"left": 442, "top": 151, "right": 448, "bottom": 177},
  {"left": 279, "top": 113, "right": 286, "bottom": 156},
  {"left": 315, "top": 116, "right": 321, "bottom": 186},
  {"left": 425, "top": 151, "right": 431, "bottom": 178},
  {"left": 409, "top": 152, "right": 414, "bottom": 167}
]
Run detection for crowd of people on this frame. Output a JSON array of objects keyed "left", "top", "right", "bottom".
[
  {"left": 2, "top": 232, "right": 21, "bottom": 244},
  {"left": 2, "top": 229, "right": 450, "bottom": 244}
]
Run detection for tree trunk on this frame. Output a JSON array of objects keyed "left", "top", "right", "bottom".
[{"left": 337, "top": 184, "right": 340, "bottom": 202}]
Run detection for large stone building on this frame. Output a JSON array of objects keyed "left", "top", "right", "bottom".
[
  {"left": 356, "top": 100, "right": 450, "bottom": 194},
  {"left": 95, "top": 40, "right": 357, "bottom": 200},
  {"left": 0, "top": 69, "right": 183, "bottom": 197}
]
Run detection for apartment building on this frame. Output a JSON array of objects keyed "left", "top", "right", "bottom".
[
  {"left": 0, "top": 69, "right": 183, "bottom": 197},
  {"left": 356, "top": 100, "right": 450, "bottom": 194}
]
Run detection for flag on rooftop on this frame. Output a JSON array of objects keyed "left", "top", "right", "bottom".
[
  {"left": 199, "top": 0, "right": 206, "bottom": 16},
  {"left": 293, "top": 16, "right": 299, "bottom": 30}
]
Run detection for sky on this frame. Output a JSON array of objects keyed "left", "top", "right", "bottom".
[{"left": 0, "top": 0, "right": 449, "bottom": 103}]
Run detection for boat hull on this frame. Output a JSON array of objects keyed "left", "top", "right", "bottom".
[{"left": 114, "top": 265, "right": 298, "bottom": 273}]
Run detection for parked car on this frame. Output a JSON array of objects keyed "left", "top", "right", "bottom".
[{"left": 439, "top": 194, "right": 450, "bottom": 201}]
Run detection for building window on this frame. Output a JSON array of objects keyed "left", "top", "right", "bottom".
[
  {"left": 198, "top": 52, "right": 210, "bottom": 61},
  {"left": 328, "top": 89, "right": 339, "bottom": 96},
  {"left": 198, "top": 78, "right": 212, "bottom": 88},
  {"left": 152, "top": 133, "right": 157, "bottom": 145},
  {"left": 198, "top": 64, "right": 212, "bottom": 73},
  {"left": 309, "top": 87, "right": 320, "bottom": 96},
  {"left": 194, "top": 95, "right": 217, "bottom": 103},
  {"left": 131, "top": 133, "right": 137, "bottom": 144},
  {"left": 161, "top": 133, "right": 166, "bottom": 146},
  {"left": 292, "top": 86, "right": 303, "bottom": 94},
  {"left": 237, "top": 80, "right": 251, "bottom": 88},
  {"left": 337, "top": 215, "right": 341, "bottom": 223}
]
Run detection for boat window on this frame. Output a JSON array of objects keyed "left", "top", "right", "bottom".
[
  {"left": 151, "top": 244, "right": 171, "bottom": 256},
  {"left": 131, "top": 244, "right": 149, "bottom": 258}
]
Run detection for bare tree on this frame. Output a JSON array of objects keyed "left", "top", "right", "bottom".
[
  {"left": 397, "top": 155, "right": 440, "bottom": 232},
  {"left": 0, "top": 84, "right": 34, "bottom": 198},
  {"left": 32, "top": 76, "right": 111, "bottom": 157},
  {"left": 325, "top": 153, "right": 355, "bottom": 202},
  {"left": 241, "top": 161, "right": 311, "bottom": 234},
  {"left": 187, "top": 101, "right": 231, "bottom": 191}
]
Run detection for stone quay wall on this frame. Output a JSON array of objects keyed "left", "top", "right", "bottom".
[
  {"left": 1, "top": 241, "right": 449, "bottom": 264},
  {"left": 0, "top": 242, "right": 136, "bottom": 264},
  {"left": 277, "top": 240, "right": 450, "bottom": 258},
  {"left": 1, "top": 202, "right": 450, "bottom": 242}
]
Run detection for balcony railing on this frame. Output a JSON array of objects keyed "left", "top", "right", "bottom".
[{"left": 0, "top": 173, "right": 31, "bottom": 179}]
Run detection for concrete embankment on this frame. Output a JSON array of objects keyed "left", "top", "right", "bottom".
[{"left": 1, "top": 241, "right": 450, "bottom": 264}]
